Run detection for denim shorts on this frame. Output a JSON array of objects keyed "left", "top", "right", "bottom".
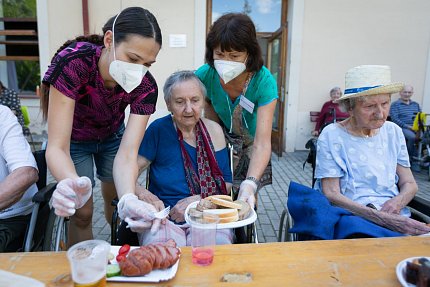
[{"left": 70, "top": 124, "right": 125, "bottom": 187}]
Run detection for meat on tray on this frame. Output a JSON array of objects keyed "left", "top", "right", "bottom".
[{"left": 118, "top": 239, "right": 181, "bottom": 277}]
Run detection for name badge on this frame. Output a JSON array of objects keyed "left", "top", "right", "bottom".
[{"left": 239, "top": 95, "right": 254, "bottom": 113}]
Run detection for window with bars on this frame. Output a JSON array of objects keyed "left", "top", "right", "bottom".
[{"left": 0, "top": 0, "right": 39, "bottom": 94}]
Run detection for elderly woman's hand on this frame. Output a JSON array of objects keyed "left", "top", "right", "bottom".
[
  {"left": 169, "top": 195, "right": 201, "bottom": 223},
  {"left": 379, "top": 197, "right": 403, "bottom": 215},
  {"left": 379, "top": 211, "right": 430, "bottom": 235},
  {"left": 135, "top": 186, "right": 165, "bottom": 212}
]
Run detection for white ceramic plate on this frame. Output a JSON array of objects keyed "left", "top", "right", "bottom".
[
  {"left": 396, "top": 256, "right": 430, "bottom": 287},
  {"left": 107, "top": 245, "right": 180, "bottom": 283},
  {"left": 184, "top": 201, "right": 257, "bottom": 229}
]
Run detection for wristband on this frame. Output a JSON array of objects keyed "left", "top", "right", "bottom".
[{"left": 246, "top": 176, "right": 259, "bottom": 186}]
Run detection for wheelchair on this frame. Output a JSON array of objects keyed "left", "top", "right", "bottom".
[
  {"left": 412, "top": 112, "right": 430, "bottom": 179},
  {"left": 110, "top": 182, "right": 258, "bottom": 246},
  {"left": 278, "top": 181, "right": 430, "bottom": 242},
  {"left": 22, "top": 149, "right": 69, "bottom": 251},
  {"left": 110, "top": 144, "right": 258, "bottom": 246}
]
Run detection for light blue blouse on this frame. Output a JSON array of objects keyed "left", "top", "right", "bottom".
[{"left": 315, "top": 121, "right": 411, "bottom": 216}]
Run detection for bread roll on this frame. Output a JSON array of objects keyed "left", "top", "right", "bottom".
[
  {"left": 196, "top": 198, "right": 217, "bottom": 211},
  {"left": 209, "top": 194, "right": 233, "bottom": 202},
  {"left": 188, "top": 207, "right": 203, "bottom": 218},
  {"left": 203, "top": 208, "right": 239, "bottom": 223},
  {"left": 208, "top": 197, "right": 242, "bottom": 209}
]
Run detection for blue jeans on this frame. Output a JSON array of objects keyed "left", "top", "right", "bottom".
[{"left": 70, "top": 124, "right": 125, "bottom": 187}]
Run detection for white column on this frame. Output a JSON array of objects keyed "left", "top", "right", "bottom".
[
  {"left": 284, "top": 0, "right": 305, "bottom": 152},
  {"left": 36, "top": 0, "right": 50, "bottom": 80},
  {"left": 422, "top": 44, "right": 430, "bottom": 113},
  {"left": 193, "top": 0, "right": 206, "bottom": 69},
  {"left": 0, "top": 0, "right": 7, "bottom": 84}
]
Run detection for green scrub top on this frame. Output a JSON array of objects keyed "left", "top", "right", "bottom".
[{"left": 195, "top": 64, "right": 278, "bottom": 137}]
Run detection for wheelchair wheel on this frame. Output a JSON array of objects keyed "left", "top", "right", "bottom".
[
  {"left": 43, "top": 209, "right": 69, "bottom": 251},
  {"left": 284, "top": 213, "right": 297, "bottom": 242},
  {"left": 278, "top": 207, "right": 297, "bottom": 242}
]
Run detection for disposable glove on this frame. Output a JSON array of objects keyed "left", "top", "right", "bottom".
[
  {"left": 117, "top": 193, "right": 161, "bottom": 234},
  {"left": 51, "top": 176, "right": 92, "bottom": 217},
  {"left": 238, "top": 180, "right": 256, "bottom": 209},
  {"left": 135, "top": 186, "right": 165, "bottom": 212}
]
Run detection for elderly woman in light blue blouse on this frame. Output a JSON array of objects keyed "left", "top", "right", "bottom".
[{"left": 315, "top": 65, "right": 430, "bottom": 236}]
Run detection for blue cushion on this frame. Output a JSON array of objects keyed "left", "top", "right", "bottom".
[{"left": 287, "top": 181, "right": 404, "bottom": 239}]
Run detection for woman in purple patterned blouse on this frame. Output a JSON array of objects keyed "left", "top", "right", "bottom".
[{"left": 41, "top": 7, "right": 164, "bottom": 245}]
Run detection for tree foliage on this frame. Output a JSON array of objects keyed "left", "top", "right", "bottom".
[
  {"left": 2, "top": 0, "right": 39, "bottom": 92},
  {"left": 3, "top": 0, "right": 37, "bottom": 18},
  {"left": 243, "top": 0, "right": 252, "bottom": 15}
]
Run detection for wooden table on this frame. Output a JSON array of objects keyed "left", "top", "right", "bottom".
[{"left": 0, "top": 236, "right": 429, "bottom": 286}]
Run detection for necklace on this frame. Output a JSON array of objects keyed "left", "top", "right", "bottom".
[{"left": 341, "top": 120, "right": 376, "bottom": 138}]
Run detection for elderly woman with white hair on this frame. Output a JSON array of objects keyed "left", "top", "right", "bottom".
[
  {"left": 127, "top": 70, "right": 234, "bottom": 246},
  {"left": 311, "top": 86, "right": 349, "bottom": 136},
  {"left": 315, "top": 65, "right": 430, "bottom": 236}
]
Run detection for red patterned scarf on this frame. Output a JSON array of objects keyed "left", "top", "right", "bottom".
[{"left": 176, "top": 119, "right": 228, "bottom": 198}]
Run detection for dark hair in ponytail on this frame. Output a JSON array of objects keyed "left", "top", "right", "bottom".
[{"left": 41, "top": 7, "right": 162, "bottom": 121}]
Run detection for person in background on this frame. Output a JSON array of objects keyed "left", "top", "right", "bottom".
[
  {"left": 0, "top": 105, "right": 38, "bottom": 252},
  {"left": 195, "top": 13, "right": 277, "bottom": 209},
  {"left": 389, "top": 85, "right": 421, "bottom": 159},
  {"left": 0, "top": 81, "right": 28, "bottom": 136},
  {"left": 311, "top": 87, "right": 349, "bottom": 136},
  {"left": 40, "top": 7, "right": 163, "bottom": 246},
  {"left": 130, "top": 71, "right": 234, "bottom": 246},
  {"left": 316, "top": 65, "right": 430, "bottom": 236}
]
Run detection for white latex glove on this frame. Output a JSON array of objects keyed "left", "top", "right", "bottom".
[
  {"left": 117, "top": 193, "right": 161, "bottom": 234},
  {"left": 238, "top": 180, "right": 256, "bottom": 210},
  {"left": 51, "top": 176, "right": 92, "bottom": 217}
]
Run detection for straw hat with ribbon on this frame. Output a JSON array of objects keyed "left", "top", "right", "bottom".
[{"left": 337, "top": 65, "right": 404, "bottom": 102}]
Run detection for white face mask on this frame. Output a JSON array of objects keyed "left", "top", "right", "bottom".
[
  {"left": 108, "top": 11, "right": 148, "bottom": 93},
  {"left": 109, "top": 60, "right": 148, "bottom": 93},
  {"left": 214, "top": 59, "right": 246, "bottom": 84}
]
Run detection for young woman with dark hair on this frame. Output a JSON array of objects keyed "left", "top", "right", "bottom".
[
  {"left": 196, "top": 13, "right": 278, "bottom": 210},
  {"left": 41, "top": 7, "right": 163, "bottom": 245}
]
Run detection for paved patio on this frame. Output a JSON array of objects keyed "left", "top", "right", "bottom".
[{"left": 89, "top": 151, "right": 430, "bottom": 244}]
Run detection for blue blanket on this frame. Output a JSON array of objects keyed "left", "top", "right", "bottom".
[{"left": 287, "top": 182, "right": 404, "bottom": 239}]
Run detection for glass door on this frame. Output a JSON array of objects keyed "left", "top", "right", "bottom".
[{"left": 207, "top": 0, "right": 288, "bottom": 156}]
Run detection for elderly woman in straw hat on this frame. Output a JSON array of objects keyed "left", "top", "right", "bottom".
[{"left": 315, "top": 65, "right": 430, "bottom": 235}]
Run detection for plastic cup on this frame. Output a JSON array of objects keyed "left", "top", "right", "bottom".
[
  {"left": 66, "top": 239, "right": 110, "bottom": 287},
  {"left": 190, "top": 214, "right": 219, "bottom": 266}
]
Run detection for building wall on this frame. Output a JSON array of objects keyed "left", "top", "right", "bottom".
[
  {"left": 34, "top": 0, "right": 205, "bottom": 135},
  {"left": 287, "top": 0, "right": 430, "bottom": 151},
  {"left": 33, "top": 0, "right": 430, "bottom": 152}
]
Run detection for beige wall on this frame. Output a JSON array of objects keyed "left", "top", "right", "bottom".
[
  {"left": 86, "top": 0, "right": 205, "bottom": 120},
  {"left": 34, "top": 0, "right": 430, "bottom": 152},
  {"left": 35, "top": 0, "right": 206, "bottom": 132},
  {"left": 288, "top": 0, "right": 430, "bottom": 151}
]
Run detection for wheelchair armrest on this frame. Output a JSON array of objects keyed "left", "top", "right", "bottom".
[
  {"left": 408, "top": 197, "right": 430, "bottom": 218},
  {"left": 32, "top": 183, "right": 57, "bottom": 203}
]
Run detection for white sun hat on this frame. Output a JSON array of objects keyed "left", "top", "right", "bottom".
[{"left": 337, "top": 65, "right": 404, "bottom": 101}]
